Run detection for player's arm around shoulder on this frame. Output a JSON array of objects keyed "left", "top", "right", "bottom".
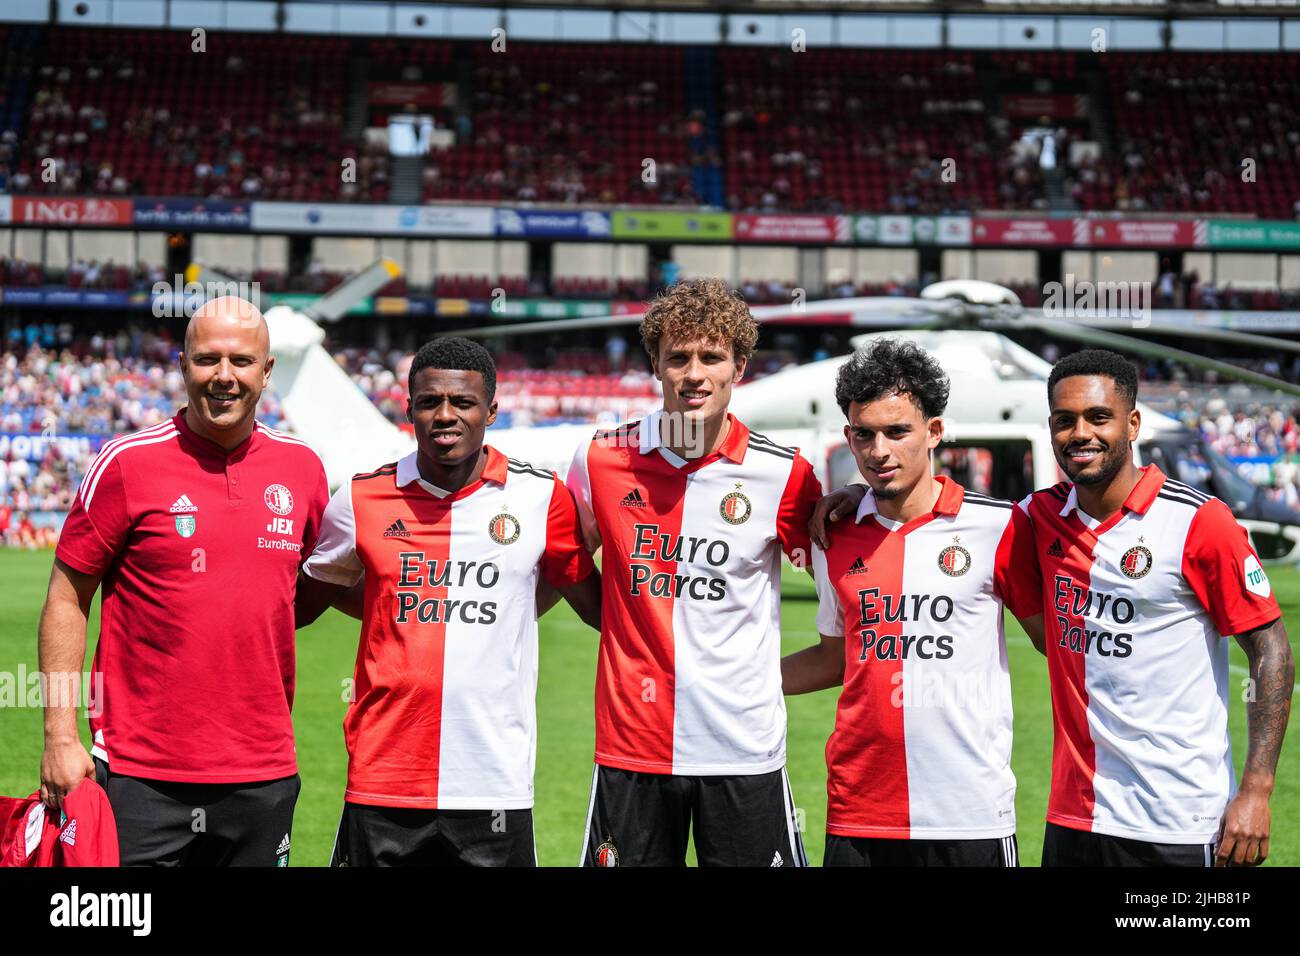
[{"left": 808, "top": 482, "right": 867, "bottom": 552}]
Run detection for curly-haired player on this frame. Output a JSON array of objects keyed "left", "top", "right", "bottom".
[
  {"left": 566, "top": 278, "right": 822, "bottom": 867},
  {"left": 783, "top": 337, "right": 1046, "bottom": 866}
]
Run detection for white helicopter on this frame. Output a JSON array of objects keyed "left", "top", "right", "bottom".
[{"left": 191, "top": 262, "right": 1300, "bottom": 563}]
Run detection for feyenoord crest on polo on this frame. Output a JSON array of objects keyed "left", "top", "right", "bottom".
[
  {"left": 938, "top": 537, "right": 971, "bottom": 576},
  {"left": 1120, "top": 543, "right": 1154, "bottom": 579},
  {"left": 720, "top": 484, "right": 752, "bottom": 525},
  {"left": 264, "top": 483, "right": 294, "bottom": 516},
  {"left": 488, "top": 511, "right": 521, "bottom": 545}
]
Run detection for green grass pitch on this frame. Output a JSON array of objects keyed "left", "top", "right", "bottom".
[{"left": 1, "top": 549, "right": 1297, "bottom": 866}]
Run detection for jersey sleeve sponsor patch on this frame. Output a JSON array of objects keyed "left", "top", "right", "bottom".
[
  {"left": 1182, "top": 498, "right": 1281, "bottom": 636},
  {"left": 1243, "top": 554, "right": 1271, "bottom": 598}
]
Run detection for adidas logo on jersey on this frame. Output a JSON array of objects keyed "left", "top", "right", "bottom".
[
  {"left": 277, "top": 833, "right": 290, "bottom": 855},
  {"left": 383, "top": 518, "right": 411, "bottom": 538},
  {"left": 771, "top": 850, "right": 784, "bottom": 867},
  {"left": 59, "top": 819, "right": 77, "bottom": 847},
  {"left": 620, "top": 488, "right": 647, "bottom": 508},
  {"left": 846, "top": 556, "right": 869, "bottom": 576},
  {"left": 1047, "top": 537, "right": 1065, "bottom": 558},
  {"left": 169, "top": 494, "right": 198, "bottom": 514}
]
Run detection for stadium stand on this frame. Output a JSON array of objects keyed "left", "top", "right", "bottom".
[
  {"left": 1073, "top": 53, "right": 1300, "bottom": 217},
  {"left": 5, "top": 27, "right": 376, "bottom": 202},
  {"left": 719, "top": 49, "right": 1025, "bottom": 214},
  {"left": 424, "top": 42, "right": 697, "bottom": 205},
  {"left": 3, "top": 28, "right": 1297, "bottom": 216}
]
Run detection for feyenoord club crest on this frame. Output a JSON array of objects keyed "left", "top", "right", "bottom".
[
  {"left": 720, "top": 486, "right": 752, "bottom": 525},
  {"left": 488, "top": 512, "right": 521, "bottom": 545},
  {"left": 595, "top": 841, "right": 620, "bottom": 867},
  {"left": 263, "top": 483, "right": 294, "bottom": 516},
  {"left": 1120, "top": 544, "right": 1153, "bottom": 579},
  {"left": 938, "top": 540, "right": 971, "bottom": 577},
  {"left": 175, "top": 515, "right": 197, "bottom": 538}
]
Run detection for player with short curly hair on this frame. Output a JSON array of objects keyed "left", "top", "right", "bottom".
[
  {"left": 784, "top": 337, "right": 1046, "bottom": 867},
  {"left": 834, "top": 337, "right": 952, "bottom": 421},
  {"left": 566, "top": 278, "right": 821, "bottom": 867},
  {"left": 637, "top": 277, "right": 759, "bottom": 365}
]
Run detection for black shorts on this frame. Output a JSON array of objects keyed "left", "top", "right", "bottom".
[
  {"left": 330, "top": 802, "right": 536, "bottom": 867},
  {"left": 1042, "top": 821, "right": 1214, "bottom": 867},
  {"left": 580, "top": 764, "right": 806, "bottom": 867},
  {"left": 94, "top": 757, "right": 300, "bottom": 867},
  {"left": 824, "top": 833, "right": 1018, "bottom": 867}
]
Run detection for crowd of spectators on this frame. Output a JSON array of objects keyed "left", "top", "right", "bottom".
[
  {"left": 0, "top": 334, "right": 670, "bottom": 545},
  {"left": 427, "top": 56, "right": 701, "bottom": 205},
  {"left": 1197, "top": 401, "right": 1300, "bottom": 460},
  {"left": 4, "top": 39, "right": 375, "bottom": 203},
  {"left": 1071, "top": 56, "right": 1300, "bottom": 218},
  {"left": 0, "top": 329, "right": 268, "bottom": 547}
]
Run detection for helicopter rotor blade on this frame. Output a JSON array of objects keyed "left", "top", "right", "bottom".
[
  {"left": 305, "top": 259, "right": 403, "bottom": 322},
  {"left": 452, "top": 296, "right": 954, "bottom": 338},
  {"left": 1015, "top": 315, "right": 1300, "bottom": 398},
  {"left": 988, "top": 313, "right": 1300, "bottom": 355}
]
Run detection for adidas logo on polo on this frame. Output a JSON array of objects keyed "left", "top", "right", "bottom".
[
  {"left": 169, "top": 494, "right": 198, "bottom": 514},
  {"left": 846, "top": 556, "right": 869, "bottom": 576},
  {"left": 383, "top": 518, "right": 411, "bottom": 538},
  {"left": 277, "top": 834, "right": 290, "bottom": 855},
  {"left": 59, "top": 819, "right": 77, "bottom": 847},
  {"left": 620, "top": 489, "right": 647, "bottom": 508},
  {"left": 771, "top": 850, "right": 784, "bottom": 867},
  {"left": 1047, "top": 538, "right": 1065, "bottom": 558}
]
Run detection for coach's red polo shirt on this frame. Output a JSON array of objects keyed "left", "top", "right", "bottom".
[{"left": 55, "top": 410, "right": 328, "bottom": 783}]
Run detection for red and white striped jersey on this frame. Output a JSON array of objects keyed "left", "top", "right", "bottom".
[
  {"left": 814, "top": 477, "right": 1041, "bottom": 839},
  {"left": 566, "top": 411, "right": 821, "bottom": 776},
  {"left": 303, "top": 446, "right": 594, "bottom": 810},
  {"left": 1021, "top": 465, "right": 1282, "bottom": 843}
]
